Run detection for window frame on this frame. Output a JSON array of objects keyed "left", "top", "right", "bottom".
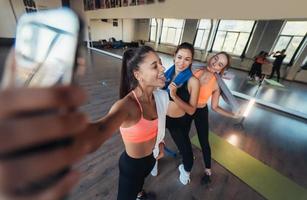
[
  {"left": 271, "top": 21, "right": 307, "bottom": 65},
  {"left": 193, "top": 19, "right": 212, "bottom": 50},
  {"left": 211, "top": 20, "right": 256, "bottom": 56},
  {"left": 159, "top": 18, "right": 185, "bottom": 46},
  {"left": 149, "top": 18, "right": 157, "bottom": 42}
]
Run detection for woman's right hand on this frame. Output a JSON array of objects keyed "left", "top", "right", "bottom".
[
  {"left": 156, "top": 142, "right": 165, "bottom": 160},
  {"left": 0, "top": 86, "right": 89, "bottom": 200},
  {"left": 168, "top": 82, "right": 178, "bottom": 99}
]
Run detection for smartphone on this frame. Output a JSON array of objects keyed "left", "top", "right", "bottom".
[
  {"left": 0, "top": 8, "right": 82, "bottom": 196},
  {"left": 2, "top": 8, "right": 81, "bottom": 88}
]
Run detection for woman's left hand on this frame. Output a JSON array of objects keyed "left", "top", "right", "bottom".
[
  {"left": 233, "top": 107, "right": 244, "bottom": 119},
  {"left": 156, "top": 142, "right": 165, "bottom": 160}
]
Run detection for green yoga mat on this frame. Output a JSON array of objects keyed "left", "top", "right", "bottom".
[
  {"left": 191, "top": 133, "right": 307, "bottom": 200},
  {"left": 263, "top": 78, "right": 285, "bottom": 87},
  {"left": 247, "top": 80, "right": 259, "bottom": 86},
  {"left": 247, "top": 79, "right": 287, "bottom": 91}
]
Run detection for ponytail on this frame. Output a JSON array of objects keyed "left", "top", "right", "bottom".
[
  {"left": 119, "top": 46, "right": 155, "bottom": 99},
  {"left": 120, "top": 49, "right": 135, "bottom": 98}
]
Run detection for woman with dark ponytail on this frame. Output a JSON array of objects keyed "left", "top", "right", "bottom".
[
  {"left": 119, "top": 48, "right": 138, "bottom": 98},
  {"left": 164, "top": 42, "right": 200, "bottom": 185},
  {"left": 81, "top": 46, "right": 167, "bottom": 200}
]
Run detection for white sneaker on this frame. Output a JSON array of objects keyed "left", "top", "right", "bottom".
[
  {"left": 178, "top": 164, "right": 190, "bottom": 185},
  {"left": 150, "top": 160, "right": 158, "bottom": 176}
]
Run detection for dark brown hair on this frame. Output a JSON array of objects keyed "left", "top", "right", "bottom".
[
  {"left": 174, "top": 42, "right": 195, "bottom": 68},
  {"left": 119, "top": 46, "right": 155, "bottom": 98}
]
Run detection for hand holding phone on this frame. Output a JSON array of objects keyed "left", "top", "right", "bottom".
[{"left": 0, "top": 8, "right": 87, "bottom": 199}]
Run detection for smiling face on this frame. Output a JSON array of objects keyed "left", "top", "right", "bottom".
[
  {"left": 174, "top": 48, "right": 193, "bottom": 73},
  {"left": 207, "top": 53, "right": 229, "bottom": 73},
  {"left": 134, "top": 51, "right": 166, "bottom": 88}
]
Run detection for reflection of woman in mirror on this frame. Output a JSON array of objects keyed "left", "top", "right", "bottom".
[
  {"left": 123, "top": 0, "right": 128, "bottom": 6},
  {"left": 192, "top": 52, "right": 240, "bottom": 185},
  {"left": 105, "top": 0, "right": 110, "bottom": 8},
  {"left": 130, "top": 0, "right": 136, "bottom": 6},
  {"left": 268, "top": 49, "right": 286, "bottom": 82},
  {"left": 164, "top": 42, "right": 200, "bottom": 185},
  {"left": 248, "top": 51, "right": 270, "bottom": 81},
  {"left": 115, "top": 0, "right": 122, "bottom": 7},
  {"left": 81, "top": 46, "right": 167, "bottom": 200}
]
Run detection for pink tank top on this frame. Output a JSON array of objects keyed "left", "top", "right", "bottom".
[{"left": 120, "top": 91, "right": 158, "bottom": 143}]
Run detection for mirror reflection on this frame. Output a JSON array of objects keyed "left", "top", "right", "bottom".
[{"left": 87, "top": 18, "right": 307, "bottom": 116}]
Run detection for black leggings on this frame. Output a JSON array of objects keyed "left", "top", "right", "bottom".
[
  {"left": 192, "top": 106, "right": 211, "bottom": 169},
  {"left": 249, "top": 63, "right": 262, "bottom": 78},
  {"left": 269, "top": 64, "right": 281, "bottom": 81},
  {"left": 117, "top": 151, "right": 155, "bottom": 200},
  {"left": 166, "top": 114, "right": 193, "bottom": 172}
]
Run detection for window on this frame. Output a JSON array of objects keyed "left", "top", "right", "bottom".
[
  {"left": 160, "top": 19, "right": 185, "bottom": 45},
  {"left": 149, "top": 18, "right": 157, "bottom": 42},
  {"left": 194, "top": 19, "right": 211, "bottom": 49},
  {"left": 272, "top": 21, "right": 307, "bottom": 63},
  {"left": 212, "top": 20, "right": 255, "bottom": 55}
]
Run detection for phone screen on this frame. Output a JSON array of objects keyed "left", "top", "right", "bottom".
[{"left": 2, "top": 8, "right": 80, "bottom": 88}]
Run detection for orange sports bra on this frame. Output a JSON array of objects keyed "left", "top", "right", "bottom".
[
  {"left": 120, "top": 91, "right": 158, "bottom": 143},
  {"left": 193, "top": 69, "right": 217, "bottom": 105}
]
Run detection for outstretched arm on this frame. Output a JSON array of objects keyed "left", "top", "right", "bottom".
[
  {"left": 211, "top": 88, "right": 238, "bottom": 118},
  {"left": 78, "top": 99, "right": 129, "bottom": 153}
]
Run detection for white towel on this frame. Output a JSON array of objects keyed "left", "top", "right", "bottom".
[{"left": 153, "top": 89, "right": 169, "bottom": 158}]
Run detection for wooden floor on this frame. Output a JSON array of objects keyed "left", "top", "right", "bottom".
[{"left": 1, "top": 47, "right": 307, "bottom": 200}]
